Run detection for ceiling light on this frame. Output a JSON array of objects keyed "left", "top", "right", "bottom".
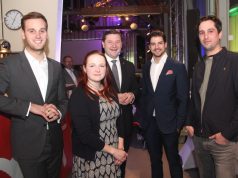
[
  {"left": 81, "top": 24, "right": 89, "bottom": 31},
  {"left": 130, "top": 22, "right": 138, "bottom": 30}
]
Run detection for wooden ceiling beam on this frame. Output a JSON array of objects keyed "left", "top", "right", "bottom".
[{"left": 64, "top": 5, "right": 169, "bottom": 17}]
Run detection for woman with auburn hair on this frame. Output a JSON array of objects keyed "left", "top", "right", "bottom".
[{"left": 69, "top": 50, "right": 127, "bottom": 178}]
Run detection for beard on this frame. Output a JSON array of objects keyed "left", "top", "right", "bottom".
[{"left": 152, "top": 50, "right": 166, "bottom": 58}]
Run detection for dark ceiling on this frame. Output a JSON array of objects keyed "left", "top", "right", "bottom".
[
  {"left": 64, "top": 0, "right": 237, "bottom": 10},
  {"left": 126, "top": 0, "right": 166, "bottom": 5},
  {"left": 63, "top": 0, "right": 167, "bottom": 31},
  {"left": 63, "top": 0, "right": 167, "bottom": 9},
  {"left": 63, "top": 0, "right": 237, "bottom": 32}
]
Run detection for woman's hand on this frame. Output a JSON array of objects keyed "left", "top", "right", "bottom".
[
  {"left": 103, "top": 144, "right": 128, "bottom": 165},
  {"left": 112, "top": 148, "right": 128, "bottom": 165},
  {"left": 111, "top": 148, "right": 128, "bottom": 162},
  {"left": 114, "top": 159, "right": 123, "bottom": 165}
]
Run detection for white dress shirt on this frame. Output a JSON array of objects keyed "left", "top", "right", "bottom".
[
  {"left": 150, "top": 53, "right": 168, "bottom": 91},
  {"left": 25, "top": 49, "right": 48, "bottom": 101},
  {"left": 24, "top": 49, "right": 61, "bottom": 125},
  {"left": 150, "top": 53, "right": 167, "bottom": 116},
  {"left": 105, "top": 54, "right": 122, "bottom": 88}
]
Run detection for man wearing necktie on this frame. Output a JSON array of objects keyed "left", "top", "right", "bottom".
[
  {"left": 102, "top": 30, "right": 139, "bottom": 178},
  {"left": 62, "top": 55, "right": 78, "bottom": 98}
]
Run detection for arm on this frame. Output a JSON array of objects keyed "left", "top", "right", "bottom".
[
  {"left": 69, "top": 89, "right": 105, "bottom": 151},
  {"left": 119, "top": 62, "right": 140, "bottom": 105},
  {"left": 116, "top": 106, "right": 125, "bottom": 139},
  {"left": 185, "top": 99, "right": 195, "bottom": 137},
  {"left": 185, "top": 98, "right": 196, "bottom": 137},
  {"left": 139, "top": 64, "right": 149, "bottom": 130},
  {"left": 127, "top": 62, "right": 140, "bottom": 99},
  {"left": 176, "top": 64, "right": 189, "bottom": 130},
  {"left": 220, "top": 54, "right": 238, "bottom": 141},
  {"left": 118, "top": 137, "right": 124, "bottom": 150},
  {"left": 185, "top": 64, "right": 198, "bottom": 137},
  {"left": 0, "top": 59, "right": 29, "bottom": 117},
  {"left": 55, "top": 66, "right": 68, "bottom": 118},
  {"left": 102, "top": 142, "right": 127, "bottom": 165}
]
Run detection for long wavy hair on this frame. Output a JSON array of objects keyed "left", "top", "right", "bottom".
[{"left": 78, "top": 50, "right": 117, "bottom": 102}]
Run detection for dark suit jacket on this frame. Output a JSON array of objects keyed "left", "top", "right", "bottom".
[
  {"left": 0, "top": 52, "right": 68, "bottom": 159},
  {"left": 69, "top": 86, "right": 124, "bottom": 160},
  {"left": 108, "top": 58, "right": 139, "bottom": 138},
  {"left": 187, "top": 48, "right": 238, "bottom": 141},
  {"left": 63, "top": 68, "right": 78, "bottom": 90},
  {"left": 141, "top": 58, "right": 188, "bottom": 133}
]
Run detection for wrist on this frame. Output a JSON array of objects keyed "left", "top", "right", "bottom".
[
  {"left": 129, "top": 92, "right": 135, "bottom": 104},
  {"left": 110, "top": 146, "right": 116, "bottom": 156},
  {"left": 118, "top": 146, "right": 124, "bottom": 151},
  {"left": 118, "top": 137, "right": 124, "bottom": 150}
]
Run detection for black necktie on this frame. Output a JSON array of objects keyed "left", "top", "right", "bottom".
[{"left": 111, "top": 60, "right": 120, "bottom": 89}]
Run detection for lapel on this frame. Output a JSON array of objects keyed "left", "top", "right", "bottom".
[
  {"left": 203, "top": 50, "right": 225, "bottom": 102},
  {"left": 19, "top": 52, "right": 44, "bottom": 102},
  {"left": 119, "top": 58, "right": 126, "bottom": 92},
  {"left": 45, "top": 58, "right": 53, "bottom": 100},
  {"left": 144, "top": 61, "right": 154, "bottom": 93}
]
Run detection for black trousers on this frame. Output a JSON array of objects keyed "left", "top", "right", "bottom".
[
  {"left": 145, "top": 118, "right": 183, "bottom": 178},
  {"left": 16, "top": 131, "right": 63, "bottom": 178}
]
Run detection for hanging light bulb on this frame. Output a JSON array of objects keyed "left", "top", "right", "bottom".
[
  {"left": 81, "top": 24, "right": 89, "bottom": 31},
  {"left": 130, "top": 22, "right": 138, "bottom": 30}
]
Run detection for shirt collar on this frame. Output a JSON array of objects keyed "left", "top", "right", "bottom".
[
  {"left": 151, "top": 52, "right": 168, "bottom": 64},
  {"left": 204, "top": 47, "right": 226, "bottom": 60},
  {"left": 105, "top": 53, "right": 119, "bottom": 63},
  {"left": 65, "top": 68, "right": 73, "bottom": 72},
  {"left": 24, "top": 48, "right": 47, "bottom": 64}
]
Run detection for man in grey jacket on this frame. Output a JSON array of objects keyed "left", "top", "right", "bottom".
[{"left": 0, "top": 12, "right": 68, "bottom": 178}]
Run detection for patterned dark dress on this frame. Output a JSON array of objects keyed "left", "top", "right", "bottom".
[{"left": 72, "top": 97, "right": 121, "bottom": 178}]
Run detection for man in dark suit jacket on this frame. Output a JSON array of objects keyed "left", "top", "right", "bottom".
[
  {"left": 102, "top": 30, "right": 139, "bottom": 178},
  {"left": 0, "top": 12, "right": 68, "bottom": 178},
  {"left": 62, "top": 55, "right": 78, "bottom": 98},
  {"left": 141, "top": 31, "right": 188, "bottom": 178}
]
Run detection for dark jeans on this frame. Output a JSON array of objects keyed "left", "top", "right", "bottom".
[
  {"left": 193, "top": 135, "right": 238, "bottom": 178},
  {"left": 145, "top": 118, "right": 183, "bottom": 178}
]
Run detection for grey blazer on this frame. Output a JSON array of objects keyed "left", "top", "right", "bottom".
[{"left": 0, "top": 52, "right": 68, "bottom": 159}]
